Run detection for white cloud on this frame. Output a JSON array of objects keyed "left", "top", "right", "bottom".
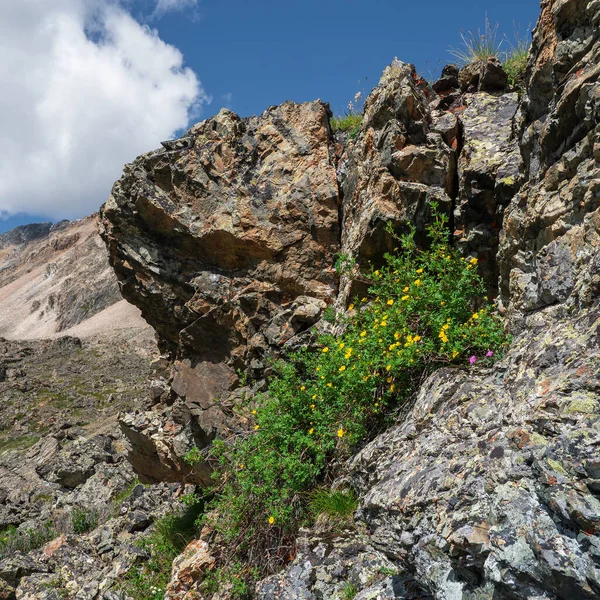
[
  {"left": 0, "top": 0, "right": 208, "bottom": 221},
  {"left": 153, "top": 0, "right": 198, "bottom": 18}
]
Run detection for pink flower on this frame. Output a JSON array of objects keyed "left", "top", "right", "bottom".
[
  {"left": 486, "top": 350, "right": 493, "bottom": 357},
  {"left": 469, "top": 356, "right": 477, "bottom": 365}
]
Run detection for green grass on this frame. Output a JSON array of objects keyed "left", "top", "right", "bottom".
[
  {"left": 343, "top": 582, "right": 360, "bottom": 600},
  {"left": 112, "top": 478, "right": 141, "bottom": 506},
  {"left": 0, "top": 522, "right": 57, "bottom": 560},
  {"left": 120, "top": 503, "right": 204, "bottom": 600},
  {"left": 330, "top": 114, "right": 363, "bottom": 138},
  {"left": 449, "top": 16, "right": 502, "bottom": 65},
  {"left": 309, "top": 489, "right": 358, "bottom": 523},
  {"left": 503, "top": 41, "right": 530, "bottom": 89}
]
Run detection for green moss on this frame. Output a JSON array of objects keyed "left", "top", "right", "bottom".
[{"left": 529, "top": 432, "right": 547, "bottom": 446}]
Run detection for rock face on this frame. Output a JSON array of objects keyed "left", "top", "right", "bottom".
[
  {"left": 94, "top": 1, "right": 600, "bottom": 598},
  {"left": 100, "top": 101, "right": 340, "bottom": 365},
  {"left": 498, "top": 0, "right": 600, "bottom": 328}
]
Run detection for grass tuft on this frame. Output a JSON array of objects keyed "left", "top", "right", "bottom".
[
  {"left": 448, "top": 15, "right": 502, "bottom": 65},
  {"left": 309, "top": 488, "right": 358, "bottom": 522}
]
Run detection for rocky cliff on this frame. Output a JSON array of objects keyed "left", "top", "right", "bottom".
[{"left": 7, "top": 0, "right": 594, "bottom": 598}]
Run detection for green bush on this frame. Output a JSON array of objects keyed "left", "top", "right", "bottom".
[
  {"left": 309, "top": 488, "right": 358, "bottom": 522},
  {"left": 71, "top": 507, "right": 98, "bottom": 534},
  {"left": 330, "top": 114, "right": 363, "bottom": 138},
  {"left": 202, "top": 205, "right": 508, "bottom": 592}
]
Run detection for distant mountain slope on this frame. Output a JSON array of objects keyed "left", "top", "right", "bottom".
[{"left": 0, "top": 214, "right": 152, "bottom": 340}]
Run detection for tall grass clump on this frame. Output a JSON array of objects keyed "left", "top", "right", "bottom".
[
  {"left": 449, "top": 15, "right": 502, "bottom": 65},
  {"left": 502, "top": 28, "right": 531, "bottom": 88},
  {"left": 195, "top": 204, "right": 508, "bottom": 594}
]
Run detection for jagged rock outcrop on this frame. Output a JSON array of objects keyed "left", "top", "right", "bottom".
[
  {"left": 92, "top": 1, "right": 600, "bottom": 598},
  {"left": 498, "top": 0, "right": 600, "bottom": 327}
]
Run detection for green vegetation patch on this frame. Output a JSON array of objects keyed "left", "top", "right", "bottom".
[
  {"left": 330, "top": 114, "right": 363, "bottom": 138},
  {"left": 194, "top": 205, "right": 508, "bottom": 594},
  {"left": 120, "top": 502, "right": 204, "bottom": 600}
]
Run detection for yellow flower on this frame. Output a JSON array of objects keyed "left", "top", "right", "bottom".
[
  {"left": 252, "top": 409, "right": 257, "bottom": 415},
  {"left": 402, "top": 295, "right": 410, "bottom": 301},
  {"left": 268, "top": 516, "right": 275, "bottom": 525},
  {"left": 322, "top": 347, "right": 329, "bottom": 353},
  {"left": 403, "top": 286, "right": 409, "bottom": 292},
  {"left": 472, "top": 312, "right": 479, "bottom": 320},
  {"left": 337, "top": 427, "right": 345, "bottom": 438},
  {"left": 380, "top": 321, "right": 387, "bottom": 327},
  {"left": 390, "top": 384, "right": 396, "bottom": 392},
  {"left": 387, "top": 376, "right": 393, "bottom": 383},
  {"left": 394, "top": 331, "right": 401, "bottom": 339},
  {"left": 300, "top": 385, "right": 306, "bottom": 391},
  {"left": 338, "top": 342, "right": 345, "bottom": 350},
  {"left": 470, "top": 257, "right": 478, "bottom": 265},
  {"left": 254, "top": 425, "right": 260, "bottom": 430},
  {"left": 416, "top": 268, "right": 424, "bottom": 274},
  {"left": 327, "top": 382, "right": 333, "bottom": 387},
  {"left": 387, "top": 299, "right": 394, "bottom": 306},
  {"left": 440, "top": 301, "right": 446, "bottom": 306},
  {"left": 374, "top": 270, "right": 380, "bottom": 276},
  {"left": 360, "top": 330, "right": 367, "bottom": 337},
  {"left": 348, "top": 303, "right": 355, "bottom": 310},
  {"left": 309, "top": 428, "right": 314, "bottom": 435},
  {"left": 386, "top": 364, "right": 391, "bottom": 371},
  {"left": 414, "top": 279, "right": 422, "bottom": 286},
  {"left": 339, "top": 365, "right": 346, "bottom": 372},
  {"left": 361, "top": 297, "right": 367, "bottom": 302},
  {"left": 452, "top": 350, "right": 459, "bottom": 358},
  {"left": 239, "top": 464, "right": 244, "bottom": 469},
  {"left": 312, "top": 394, "right": 317, "bottom": 399},
  {"left": 413, "top": 335, "right": 421, "bottom": 342}
]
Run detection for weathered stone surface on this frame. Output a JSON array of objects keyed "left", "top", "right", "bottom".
[
  {"left": 100, "top": 101, "right": 340, "bottom": 366},
  {"left": 338, "top": 60, "right": 456, "bottom": 308},
  {"left": 498, "top": 0, "right": 600, "bottom": 327},
  {"left": 257, "top": 529, "right": 430, "bottom": 600},
  {"left": 342, "top": 306, "right": 600, "bottom": 600},
  {"left": 166, "top": 539, "right": 216, "bottom": 600},
  {"left": 455, "top": 91, "right": 523, "bottom": 291}
]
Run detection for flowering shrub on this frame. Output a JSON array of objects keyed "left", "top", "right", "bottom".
[{"left": 200, "top": 206, "right": 508, "bottom": 593}]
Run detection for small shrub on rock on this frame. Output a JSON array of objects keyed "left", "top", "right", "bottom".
[{"left": 202, "top": 205, "right": 508, "bottom": 592}]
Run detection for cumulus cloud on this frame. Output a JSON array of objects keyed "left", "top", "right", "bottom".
[{"left": 0, "top": 0, "right": 208, "bottom": 221}]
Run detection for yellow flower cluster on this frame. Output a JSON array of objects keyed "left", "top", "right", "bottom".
[{"left": 439, "top": 323, "right": 450, "bottom": 343}]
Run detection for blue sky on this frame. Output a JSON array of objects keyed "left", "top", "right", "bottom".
[
  {"left": 152, "top": 0, "right": 540, "bottom": 119},
  {"left": 0, "top": 0, "right": 540, "bottom": 234}
]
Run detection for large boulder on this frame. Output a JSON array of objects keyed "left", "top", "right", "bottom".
[{"left": 100, "top": 101, "right": 341, "bottom": 367}]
